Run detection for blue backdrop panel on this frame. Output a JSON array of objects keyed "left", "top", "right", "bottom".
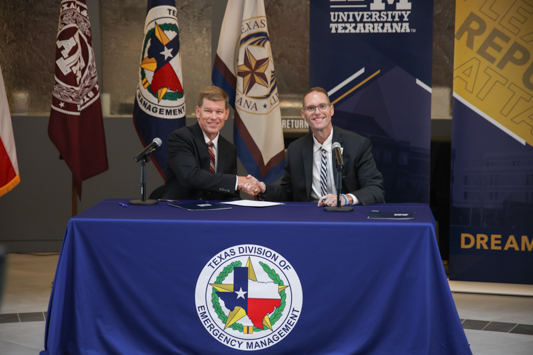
[{"left": 309, "top": 0, "right": 434, "bottom": 203}]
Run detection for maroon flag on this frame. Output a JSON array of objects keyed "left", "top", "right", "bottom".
[{"left": 49, "top": 0, "right": 108, "bottom": 199}]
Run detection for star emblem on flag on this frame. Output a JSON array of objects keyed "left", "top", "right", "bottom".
[
  {"left": 237, "top": 48, "right": 269, "bottom": 95},
  {"left": 140, "top": 23, "right": 183, "bottom": 102},
  {"left": 210, "top": 258, "right": 288, "bottom": 331}
]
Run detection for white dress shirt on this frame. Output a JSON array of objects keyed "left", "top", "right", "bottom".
[
  {"left": 202, "top": 131, "right": 239, "bottom": 190},
  {"left": 202, "top": 131, "right": 219, "bottom": 171},
  {"left": 311, "top": 130, "right": 335, "bottom": 201},
  {"left": 311, "top": 129, "right": 358, "bottom": 205}
]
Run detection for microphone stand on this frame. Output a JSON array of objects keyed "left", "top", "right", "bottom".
[
  {"left": 325, "top": 159, "right": 353, "bottom": 212},
  {"left": 130, "top": 155, "right": 158, "bottom": 205}
]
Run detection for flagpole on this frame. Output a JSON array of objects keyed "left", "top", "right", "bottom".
[{"left": 72, "top": 174, "right": 77, "bottom": 217}]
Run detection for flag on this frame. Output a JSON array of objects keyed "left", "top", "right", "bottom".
[
  {"left": 133, "top": 0, "right": 185, "bottom": 178},
  {"left": 48, "top": 0, "right": 108, "bottom": 199},
  {"left": 213, "top": 0, "right": 285, "bottom": 184},
  {"left": 0, "top": 64, "right": 20, "bottom": 198}
]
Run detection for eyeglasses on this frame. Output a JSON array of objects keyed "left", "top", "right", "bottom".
[{"left": 303, "top": 103, "right": 330, "bottom": 113}]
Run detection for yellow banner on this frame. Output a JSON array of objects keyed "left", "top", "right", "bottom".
[{"left": 454, "top": 0, "right": 533, "bottom": 147}]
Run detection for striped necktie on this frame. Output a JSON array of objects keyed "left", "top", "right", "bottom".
[
  {"left": 320, "top": 148, "right": 328, "bottom": 197},
  {"left": 207, "top": 141, "right": 215, "bottom": 174}
]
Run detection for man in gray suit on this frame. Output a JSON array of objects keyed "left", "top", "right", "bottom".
[
  {"left": 255, "top": 87, "right": 384, "bottom": 206},
  {"left": 163, "top": 86, "right": 261, "bottom": 200}
]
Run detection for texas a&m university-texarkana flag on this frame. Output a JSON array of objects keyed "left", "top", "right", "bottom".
[{"left": 48, "top": 0, "right": 108, "bottom": 199}]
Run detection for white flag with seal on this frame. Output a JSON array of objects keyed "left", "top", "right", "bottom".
[{"left": 212, "top": 0, "right": 285, "bottom": 183}]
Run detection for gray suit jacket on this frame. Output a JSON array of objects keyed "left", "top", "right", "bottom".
[
  {"left": 162, "top": 123, "right": 239, "bottom": 200},
  {"left": 262, "top": 126, "right": 384, "bottom": 205}
]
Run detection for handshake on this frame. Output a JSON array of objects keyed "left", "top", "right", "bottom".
[{"left": 237, "top": 175, "right": 266, "bottom": 197}]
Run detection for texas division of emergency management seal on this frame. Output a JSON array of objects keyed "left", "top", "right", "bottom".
[
  {"left": 136, "top": 5, "right": 185, "bottom": 119},
  {"left": 196, "top": 245, "right": 303, "bottom": 351}
]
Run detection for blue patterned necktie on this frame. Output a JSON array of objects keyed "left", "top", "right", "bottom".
[{"left": 320, "top": 148, "right": 328, "bottom": 197}]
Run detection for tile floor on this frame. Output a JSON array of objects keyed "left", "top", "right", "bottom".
[{"left": 1, "top": 253, "right": 532, "bottom": 354}]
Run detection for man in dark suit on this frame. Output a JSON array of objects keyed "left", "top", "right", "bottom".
[
  {"left": 256, "top": 87, "right": 384, "bottom": 206},
  {"left": 163, "top": 86, "right": 261, "bottom": 200}
]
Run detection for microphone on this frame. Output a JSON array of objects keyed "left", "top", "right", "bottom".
[
  {"left": 325, "top": 142, "right": 352, "bottom": 212},
  {"left": 134, "top": 137, "right": 162, "bottom": 162},
  {"left": 332, "top": 142, "right": 344, "bottom": 167}
]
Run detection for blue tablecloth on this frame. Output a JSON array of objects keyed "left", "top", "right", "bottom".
[{"left": 41, "top": 199, "right": 471, "bottom": 355}]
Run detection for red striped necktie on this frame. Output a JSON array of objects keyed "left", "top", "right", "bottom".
[{"left": 207, "top": 141, "right": 215, "bottom": 174}]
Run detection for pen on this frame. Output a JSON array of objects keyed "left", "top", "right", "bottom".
[{"left": 119, "top": 202, "right": 128, "bottom": 207}]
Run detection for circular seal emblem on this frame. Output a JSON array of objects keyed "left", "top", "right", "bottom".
[
  {"left": 136, "top": 5, "right": 185, "bottom": 119},
  {"left": 51, "top": 0, "right": 99, "bottom": 114},
  {"left": 195, "top": 244, "right": 303, "bottom": 351},
  {"left": 234, "top": 16, "right": 280, "bottom": 115}
]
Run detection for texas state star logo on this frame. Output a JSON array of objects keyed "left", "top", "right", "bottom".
[
  {"left": 195, "top": 245, "right": 303, "bottom": 351},
  {"left": 234, "top": 16, "right": 280, "bottom": 115}
]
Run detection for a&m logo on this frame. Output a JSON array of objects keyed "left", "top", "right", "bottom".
[
  {"left": 52, "top": 0, "right": 100, "bottom": 115},
  {"left": 235, "top": 17, "right": 280, "bottom": 115},
  {"left": 195, "top": 245, "right": 303, "bottom": 351},
  {"left": 136, "top": 5, "right": 185, "bottom": 119}
]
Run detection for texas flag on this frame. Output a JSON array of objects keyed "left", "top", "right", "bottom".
[
  {"left": 0, "top": 64, "right": 20, "bottom": 198},
  {"left": 215, "top": 267, "right": 282, "bottom": 330}
]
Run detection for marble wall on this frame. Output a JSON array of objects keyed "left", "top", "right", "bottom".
[
  {"left": 432, "top": 0, "right": 456, "bottom": 118},
  {"left": 0, "top": 1, "right": 59, "bottom": 114}
]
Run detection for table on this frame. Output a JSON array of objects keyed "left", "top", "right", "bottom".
[{"left": 41, "top": 199, "right": 471, "bottom": 355}]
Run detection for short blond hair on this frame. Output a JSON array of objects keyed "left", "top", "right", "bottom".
[{"left": 198, "top": 86, "right": 229, "bottom": 109}]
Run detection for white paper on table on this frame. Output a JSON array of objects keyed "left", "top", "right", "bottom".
[{"left": 220, "top": 200, "right": 285, "bottom": 208}]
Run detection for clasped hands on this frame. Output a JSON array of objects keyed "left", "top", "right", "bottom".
[{"left": 238, "top": 175, "right": 265, "bottom": 197}]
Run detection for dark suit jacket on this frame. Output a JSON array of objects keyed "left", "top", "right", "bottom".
[
  {"left": 162, "top": 123, "right": 239, "bottom": 200},
  {"left": 263, "top": 126, "right": 385, "bottom": 205}
]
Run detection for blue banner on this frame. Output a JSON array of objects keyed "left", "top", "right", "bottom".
[{"left": 309, "top": 0, "right": 434, "bottom": 203}]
